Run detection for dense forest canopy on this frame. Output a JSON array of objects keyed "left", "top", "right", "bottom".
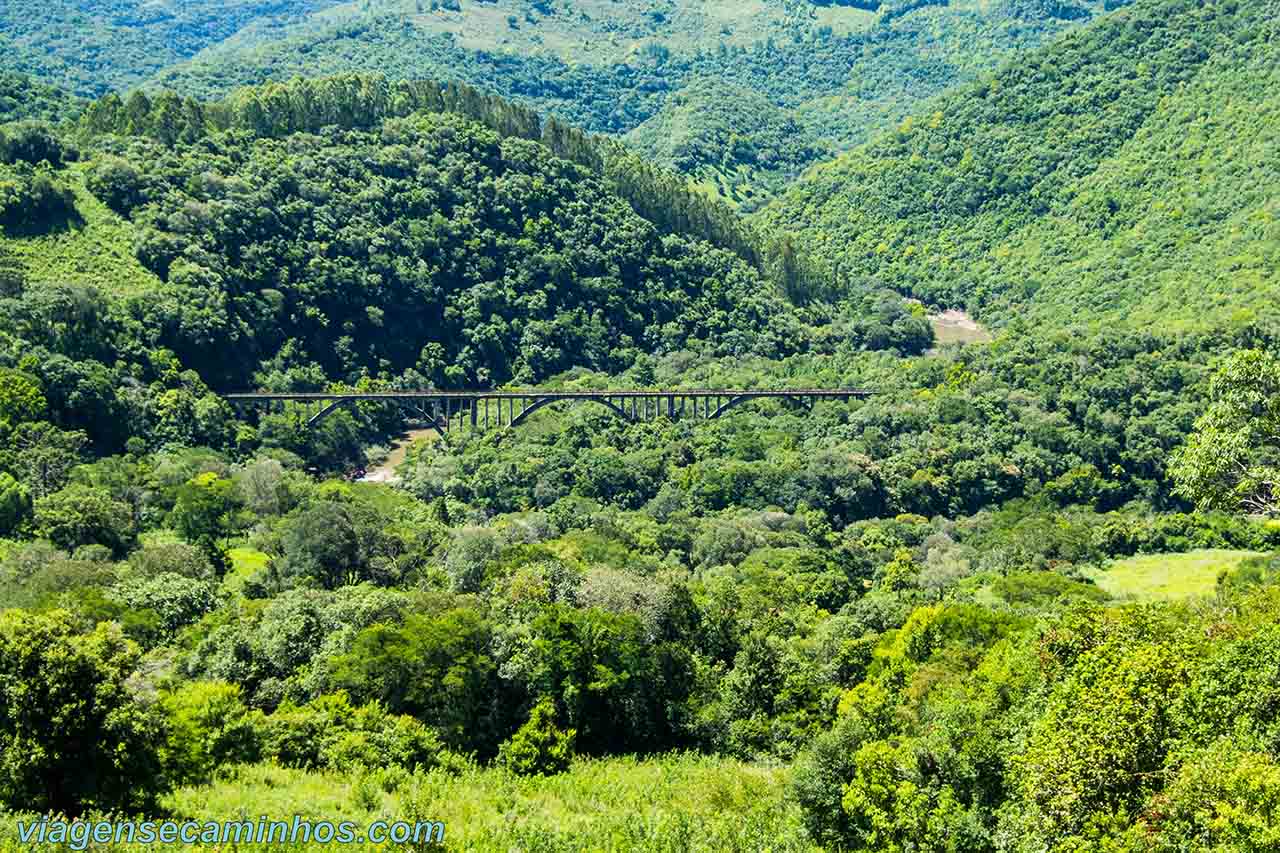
[
  {"left": 3, "top": 0, "right": 1280, "bottom": 849},
  {"left": 0, "top": 0, "right": 1125, "bottom": 207},
  {"left": 758, "top": 0, "right": 1280, "bottom": 332},
  {"left": 0, "top": 0, "right": 340, "bottom": 95}
]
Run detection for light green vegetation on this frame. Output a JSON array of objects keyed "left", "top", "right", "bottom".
[
  {"left": 151, "top": 754, "right": 812, "bottom": 852},
  {"left": 223, "top": 547, "right": 271, "bottom": 595},
  {"left": 1086, "top": 549, "right": 1264, "bottom": 601},
  {"left": 759, "top": 0, "right": 1280, "bottom": 330},
  {"left": 3, "top": 169, "right": 162, "bottom": 295}
]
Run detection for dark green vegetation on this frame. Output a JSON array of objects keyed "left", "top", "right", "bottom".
[{"left": 4, "top": 0, "right": 1280, "bottom": 849}]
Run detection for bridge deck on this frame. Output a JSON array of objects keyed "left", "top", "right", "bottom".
[
  {"left": 224, "top": 389, "right": 873, "bottom": 401},
  {"left": 223, "top": 388, "right": 874, "bottom": 430}
]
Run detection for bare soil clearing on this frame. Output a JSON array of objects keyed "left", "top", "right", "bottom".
[
  {"left": 929, "top": 309, "right": 992, "bottom": 346},
  {"left": 359, "top": 428, "right": 438, "bottom": 483}
]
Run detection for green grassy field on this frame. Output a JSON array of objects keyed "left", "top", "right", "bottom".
[
  {"left": 0, "top": 754, "right": 813, "bottom": 852},
  {"left": 1085, "top": 549, "right": 1265, "bottom": 601},
  {"left": 194, "top": 755, "right": 809, "bottom": 852}
]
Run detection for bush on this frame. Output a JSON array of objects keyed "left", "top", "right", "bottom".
[
  {"left": 499, "top": 699, "right": 576, "bottom": 776},
  {"left": 109, "top": 572, "right": 219, "bottom": 636},
  {"left": 161, "top": 681, "right": 263, "bottom": 785},
  {"left": 0, "top": 472, "right": 32, "bottom": 537},
  {"left": 127, "top": 541, "right": 216, "bottom": 579},
  {"left": 84, "top": 155, "right": 144, "bottom": 214},
  {"left": 34, "top": 483, "right": 135, "bottom": 556},
  {"left": 0, "top": 164, "right": 75, "bottom": 232},
  {"left": 320, "top": 702, "right": 445, "bottom": 773},
  {"left": 260, "top": 693, "right": 449, "bottom": 774},
  {"left": 993, "top": 571, "right": 1109, "bottom": 606},
  {"left": 0, "top": 122, "right": 68, "bottom": 166}
]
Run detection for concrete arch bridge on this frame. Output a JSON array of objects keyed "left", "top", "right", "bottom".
[{"left": 222, "top": 389, "right": 873, "bottom": 432}]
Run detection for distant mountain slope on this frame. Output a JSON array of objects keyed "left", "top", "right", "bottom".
[
  {"left": 127, "top": 0, "right": 1125, "bottom": 207},
  {"left": 0, "top": 0, "right": 340, "bottom": 95},
  {"left": 2, "top": 0, "right": 1130, "bottom": 207},
  {"left": 151, "top": 0, "right": 1121, "bottom": 144},
  {"left": 624, "top": 79, "right": 831, "bottom": 212},
  {"left": 756, "top": 0, "right": 1280, "bottom": 332}
]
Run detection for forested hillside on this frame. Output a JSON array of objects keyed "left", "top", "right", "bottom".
[
  {"left": 147, "top": 0, "right": 1121, "bottom": 144},
  {"left": 0, "top": 72, "right": 83, "bottom": 123},
  {"left": 0, "top": 0, "right": 339, "bottom": 95},
  {"left": 1, "top": 0, "right": 1125, "bottom": 206},
  {"left": 624, "top": 79, "right": 832, "bottom": 212},
  {"left": 759, "top": 0, "right": 1280, "bottom": 331},
  {"left": 0, "top": 73, "right": 931, "bottom": 460},
  {"left": 5, "top": 0, "right": 1280, "bottom": 850}
]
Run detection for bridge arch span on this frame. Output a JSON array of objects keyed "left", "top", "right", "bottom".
[
  {"left": 709, "top": 393, "right": 816, "bottom": 420},
  {"left": 509, "top": 395, "right": 635, "bottom": 427}
]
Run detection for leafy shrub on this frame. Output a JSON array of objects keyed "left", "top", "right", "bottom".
[
  {"left": 109, "top": 572, "right": 219, "bottom": 636},
  {"left": 34, "top": 483, "right": 135, "bottom": 556},
  {"left": 0, "top": 122, "right": 69, "bottom": 166},
  {"left": 498, "top": 699, "right": 576, "bottom": 776},
  {"left": 0, "top": 472, "right": 32, "bottom": 537},
  {"left": 0, "top": 164, "right": 75, "bottom": 232},
  {"left": 161, "top": 681, "right": 263, "bottom": 785},
  {"left": 260, "top": 693, "right": 449, "bottom": 774}
]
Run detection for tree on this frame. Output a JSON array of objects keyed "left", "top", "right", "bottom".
[
  {"left": 172, "top": 472, "right": 244, "bottom": 578},
  {"left": 277, "top": 500, "right": 366, "bottom": 590},
  {"left": 329, "top": 608, "right": 507, "bottom": 755},
  {"left": 0, "top": 367, "right": 44, "bottom": 433},
  {"left": 34, "top": 483, "right": 135, "bottom": 556},
  {"left": 520, "top": 605, "right": 692, "bottom": 755},
  {"left": 85, "top": 155, "right": 145, "bottom": 215},
  {"left": 109, "top": 573, "right": 219, "bottom": 637},
  {"left": 1171, "top": 350, "right": 1280, "bottom": 516},
  {"left": 0, "top": 472, "right": 32, "bottom": 536},
  {"left": 0, "top": 610, "right": 164, "bottom": 814},
  {"left": 160, "top": 681, "right": 262, "bottom": 785},
  {"left": 0, "top": 420, "right": 87, "bottom": 498}
]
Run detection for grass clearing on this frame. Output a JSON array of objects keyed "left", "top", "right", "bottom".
[
  {"left": 75, "top": 753, "right": 815, "bottom": 852},
  {"left": 222, "top": 547, "right": 272, "bottom": 596},
  {"left": 4, "top": 168, "right": 161, "bottom": 296},
  {"left": 1085, "top": 549, "right": 1265, "bottom": 601}
]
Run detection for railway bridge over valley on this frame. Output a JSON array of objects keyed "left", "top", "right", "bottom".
[{"left": 223, "top": 388, "right": 873, "bottom": 432}]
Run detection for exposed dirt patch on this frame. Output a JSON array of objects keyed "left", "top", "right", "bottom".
[
  {"left": 929, "top": 309, "right": 992, "bottom": 346},
  {"left": 359, "top": 428, "right": 438, "bottom": 483}
]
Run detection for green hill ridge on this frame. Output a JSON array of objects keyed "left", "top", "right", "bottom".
[{"left": 757, "top": 0, "right": 1280, "bottom": 332}]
